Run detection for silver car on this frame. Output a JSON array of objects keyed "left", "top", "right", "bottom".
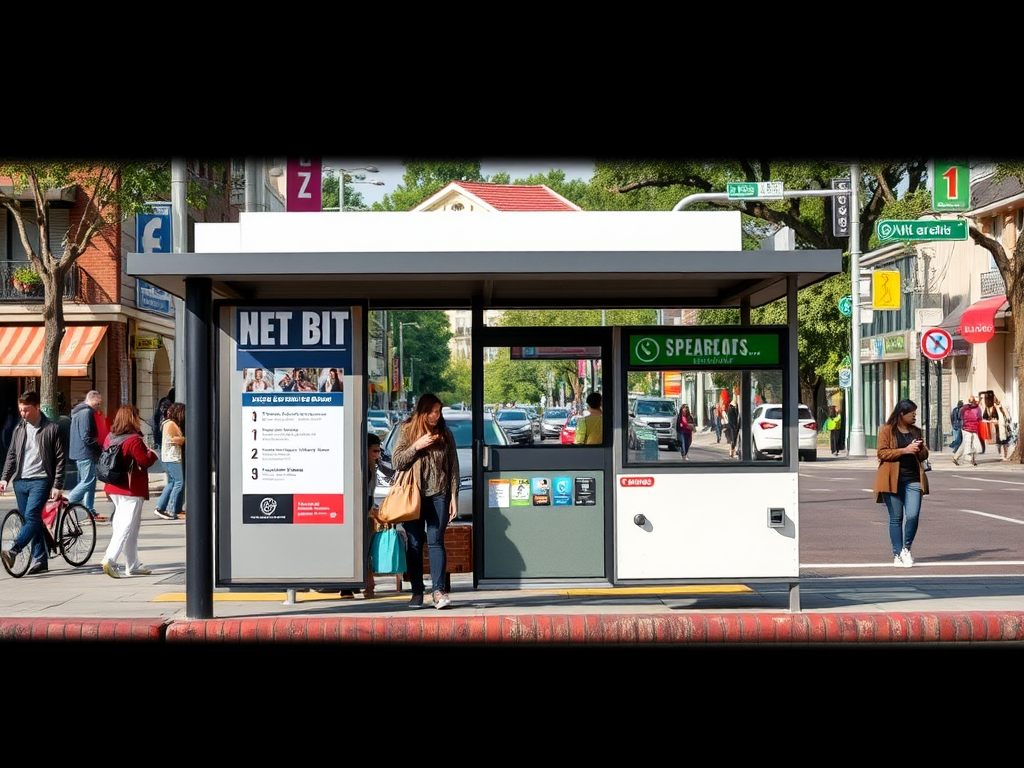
[
  {"left": 494, "top": 408, "right": 535, "bottom": 444},
  {"left": 540, "top": 407, "right": 571, "bottom": 440},
  {"left": 374, "top": 410, "right": 509, "bottom": 520}
]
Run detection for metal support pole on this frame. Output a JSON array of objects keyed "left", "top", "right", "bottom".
[
  {"left": 171, "top": 159, "right": 187, "bottom": 404},
  {"left": 848, "top": 164, "right": 866, "bottom": 456},
  {"left": 184, "top": 276, "right": 213, "bottom": 620}
]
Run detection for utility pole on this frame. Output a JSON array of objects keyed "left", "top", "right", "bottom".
[{"left": 848, "top": 163, "right": 866, "bottom": 456}]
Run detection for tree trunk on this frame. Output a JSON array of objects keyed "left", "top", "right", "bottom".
[{"left": 40, "top": 265, "right": 67, "bottom": 419}]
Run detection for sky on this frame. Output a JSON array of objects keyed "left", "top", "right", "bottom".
[{"left": 328, "top": 159, "right": 595, "bottom": 208}]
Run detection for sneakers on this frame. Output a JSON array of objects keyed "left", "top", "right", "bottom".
[
  {"left": 894, "top": 555, "right": 905, "bottom": 567},
  {"left": 27, "top": 559, "right": 47, "bottom": 575},
  {"left": 433, "top": 590, "right": 452, "bottom": 610},
  {"left": 899, "top": 548, "right": 914, "bottom": 567},
  {"left": 408, "top": 593, "right": 424, "bottom": 608},
  {"left": 126, "top": 565, "right": 152, "bottom": 576},
  {"left": 102, "top": 560, "right": 121, "bottom": 579},
  {"left": 153, "top": 509, "right": 175, "bottom": 520},
  {"left": 1, "top": 549, "right": 15, "bottom": 570}
]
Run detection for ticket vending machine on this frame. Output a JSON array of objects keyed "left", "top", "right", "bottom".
[
  {"left": 476, "top": 323, "right": 802, "bottom": 608},
  {"left": 613, "top": 325, "right": 801, "bottom": 606}
]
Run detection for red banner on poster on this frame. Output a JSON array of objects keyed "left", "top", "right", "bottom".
[{"left": 286, "top": 157, "right": 322, "bottom": 212}]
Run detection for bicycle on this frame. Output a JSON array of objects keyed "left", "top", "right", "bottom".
[{"left": 1, "top": 495, "right": 97, "bottom": 578}]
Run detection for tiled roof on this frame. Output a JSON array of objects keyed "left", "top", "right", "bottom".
[{"left": 422, "top": 181, "right": 581, "bottom": 211}]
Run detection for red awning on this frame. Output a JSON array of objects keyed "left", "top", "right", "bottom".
[
  {"left": 958, "top": 295, "right": 1008, "bottom": 343},
  {"left": 0, "top": 325, "right": 108, "bottom": 377}
]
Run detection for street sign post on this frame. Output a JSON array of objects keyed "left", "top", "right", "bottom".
[
  {"left": 875, "top": 219, "right": 968, "bottom": 242},
  {"left": 921, "top": 328, "right": 952, "bottom": 360},
  {"left": 727, "top": 181, "right": 784, "bottom": 200},
  {"left": 932, "top": 160, "right": 970, "bottom": 211},
  {"left": 831, "top": 178, "right": 851, "bottom": 237}
]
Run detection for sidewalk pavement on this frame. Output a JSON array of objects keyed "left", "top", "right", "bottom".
[{"left": 1, "top": 455, "right": 1022, "bottom": 645}]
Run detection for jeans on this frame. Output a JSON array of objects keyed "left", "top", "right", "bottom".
[
  {"left": 67, "top": 458, "right": 98, "bottom": 514},
  {"left": 12, "top": 477, "right": 50, "bottom": 565},
  {"left": 403, "top": 492, "right": 450, "bottom": 595},
  {"left": 156, "top": 461, "right": 184, "bottom": 514},
  {"left": 949, "top": 427, "right": 962, "bottom": 452},
  {"left": 678, "top": 431, "right": 692, "bottom": 457},
  {"left": 883, "top": 479, "right": 922, "bottom": 556},
  {"left": 714, "top": 416, "right": 723, "bottom": 442}
]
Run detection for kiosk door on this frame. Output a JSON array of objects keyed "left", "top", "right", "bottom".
[{"left": 476, "top": 327, "right": 612, "bottom": 585}]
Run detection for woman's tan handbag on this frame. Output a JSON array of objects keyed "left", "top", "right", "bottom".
[{"left": 378, "top": 468, "right": 421, "bottom": 524}]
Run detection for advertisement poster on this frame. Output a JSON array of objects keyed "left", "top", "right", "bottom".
[
  {"left": 488, "top": 478, "right": 510, "bottom": 508},
  {"left": 531, "top": 477, "right": 551, "bottom": 506},
  {"left": 552, "top": 476, "right": 572, "bottom": 506},
  {"left": 237, "top": 307, "right": 352, "bottom": 525},
  {"left": 510, "top": 478, "right": 531, "bottom": 507},
  {"left": 574, "top": 477, "right": 597, "bottom": 506}
]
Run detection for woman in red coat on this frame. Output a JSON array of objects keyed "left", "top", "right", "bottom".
[{"left": 99, "top": 405, "right": 158, "bottom": 579}]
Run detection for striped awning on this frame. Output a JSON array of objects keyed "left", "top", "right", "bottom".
[{"left": 0, "top": 325, "right": 107, "bottom": 377}]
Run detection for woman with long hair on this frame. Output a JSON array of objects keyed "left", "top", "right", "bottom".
[
  {"left": 872, "top": 399, "right": 930, "bottom": 568},
  {"left": 676, "top": 403, "right": 694, "bottom": 460},
  {"left": 100, "top": 405, "right": 159, "bottom": 578},
  {"left": 153, "top": 402, "right": 186, "bottom": 521},
  {"left": 321, "top": 367, "right": 343, "bottom": 392},
  {"left": 389, "top": 393, "right": 459, "bottom": 609}
]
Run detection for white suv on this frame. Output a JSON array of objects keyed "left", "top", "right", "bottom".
[{"left": 750, "top": 403, "right": 818, "bottom": 462}]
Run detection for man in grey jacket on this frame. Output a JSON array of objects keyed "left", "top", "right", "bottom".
[
  {"left": 66, "top": 390, "right": 103, "bottom": 522},
  {"left": 0, "top": 390, "right": 66, "bottom": 575}
]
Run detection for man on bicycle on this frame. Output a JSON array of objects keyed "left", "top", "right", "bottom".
[{"left": 0, "top": 390, "right": 66, "bottom": 575}]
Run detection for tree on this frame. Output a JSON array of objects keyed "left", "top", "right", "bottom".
[
  {"left": 321, "top": 171, "right": 368, "bottom": 212},
  {"left": 372, "top": 160, "right": 484, "bottom": 211},
  {"left": 0, "top": 161, "right": 218, "bottom": 417},
  {"left": 968, "top": 163, "right": 1023, "bottom": 463},
  {"left": 389, "top": 310, "right": 453, "bottom": 401}
]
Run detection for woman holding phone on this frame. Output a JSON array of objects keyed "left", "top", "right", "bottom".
[{"left": 872, "top": 399, "right": 930, "bottom": 568}]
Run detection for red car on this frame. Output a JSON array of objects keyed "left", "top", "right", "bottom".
[{"left": 560, "top": 413, "right": 583, "bottom": 444}]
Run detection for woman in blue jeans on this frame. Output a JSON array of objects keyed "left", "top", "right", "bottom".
[
  {"left": 872, "top": 399, "right": 930, "bottom": 568},
  {"left": 153, "top": 403, "right": 185, "bottom": 521},
  {"left": 389, "top": 393, "right": 459, "bottom": 610}
]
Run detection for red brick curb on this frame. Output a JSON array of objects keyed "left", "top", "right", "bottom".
[
  {"left": 0, "top": 617, "right": 168, "bottom": 642},
  {"left": 3, "top": 612, "right": 1022, "bottom": 643},
  {"left": 163, "top": 611, "right": 1024, "bottom": 644}
]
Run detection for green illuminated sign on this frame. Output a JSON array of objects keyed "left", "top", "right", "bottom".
[{"left": 629, "top": 333, "right": 780, "bottom": 366}]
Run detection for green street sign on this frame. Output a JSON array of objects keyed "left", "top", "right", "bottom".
[
  {"left": 875, "top": 219, "right": 968, "bottom": 242},
  {"left": 630, "top": 332, "right": 780, "bottom": 366},
  {"left": 727, "top": 181, "right": 784, "bottom": 200},
  {"left": 838, "top": 295, "right": 852, "bottom": 317},
  {"left": 932, "top": 160, "right": 970, "bottom": 211}
]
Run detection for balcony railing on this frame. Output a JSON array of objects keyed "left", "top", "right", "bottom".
[{"left": 1, "top": 260, "right": 77, "bottom": 302}]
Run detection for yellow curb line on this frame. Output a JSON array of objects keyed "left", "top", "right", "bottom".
[{"left": 151, "top": 584, "right": 753, "bottom": 603}]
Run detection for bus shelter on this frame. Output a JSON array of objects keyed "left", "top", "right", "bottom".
[{"left": 128, "top": 211, "right": 842, "bottom": 617}]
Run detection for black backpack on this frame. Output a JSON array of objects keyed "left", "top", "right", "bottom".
[{"left": 96, "top": 435, "right": 133, "bottom": 484}]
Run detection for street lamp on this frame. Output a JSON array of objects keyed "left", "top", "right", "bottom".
[
  {"left": 324, "top": 165, "right": 384, "bottom": 211},
  {"left": 409, "top": 357, "right": 422, "bottom": 400},
  {"left": 399, "top": 321, "right": 419, "bottom": 408}
]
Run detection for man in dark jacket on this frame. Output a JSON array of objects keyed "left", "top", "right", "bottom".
[
  {"left": 949, "top": 399, "right": 963, "bottom": 452},
  {"left": 0, "top": 390, "right": 66, "bottom": 575},
  {"left": 66, "top": 390, "right": 103, "bottom": 521}
]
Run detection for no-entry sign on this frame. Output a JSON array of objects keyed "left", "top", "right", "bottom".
[{"left": 921, "top": 328, "right": 952, "bottom": 360}]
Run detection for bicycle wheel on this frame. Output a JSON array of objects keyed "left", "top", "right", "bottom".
[
  {"left": 1, "top": 509, "right": 31, "bottom": 578},
  {"left": 59, "top": 503, "right": 97, "bottom": 567}
]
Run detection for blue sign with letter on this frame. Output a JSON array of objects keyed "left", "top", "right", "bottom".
[{"left": 135, "top": 203, "right": 174, "bottom": 316}]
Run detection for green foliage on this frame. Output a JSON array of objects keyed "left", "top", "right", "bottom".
[
  {"left": 390, "top": 310, "right": 453, "bottom": 398},
  {"left": 372, "top": 160, "right": 484, "bottom": 211},
  {"left": 483, "top": 353, "right": 546, "bottom": 405},
  {"left": 441, "top": 357, "right": 472, "bottom": 405},
  {"left": 12, "top": 266, "right": 42, "bottom": 285},
  {"left": 321, "top": 173, "right": 368, "bottom": 212}
]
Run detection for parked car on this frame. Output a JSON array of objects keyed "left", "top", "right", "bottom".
[
  {"left": 559, "top": 412, "right": 590, "bottom": 444},
  {"left": 627, "top": 396, "right": 679, "bottom": 451},
  {"left": 367, "top": 417, "right": 391, "bottom": 439},
  {"left": 516, "top": 404, "right": 541, "bottom": 436},
  {"left": 368, "top": 409, "right": 393, "bottom": 428},
  {"left": 750, "top": 403, "right": 818, "bottom": 462},
  {"left": 374, "top": 410, "right": 510, "bottom": 520},
  {"left": 540, "top": 407, "right": 571, "bottom": 440},
  {"left": 494, "top": 408, "right": 535, "bottom": 444}
]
